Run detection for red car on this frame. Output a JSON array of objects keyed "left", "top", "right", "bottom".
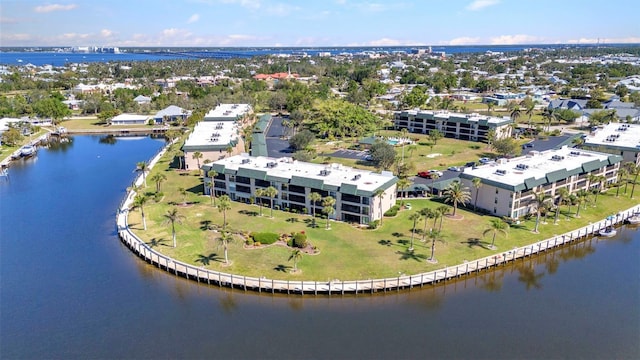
[{"left": 417, "top": 171, "right": 431, "bottom": 178}]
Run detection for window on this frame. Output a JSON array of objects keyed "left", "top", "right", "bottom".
[
  {"left": 495, "top": 188, "right": 499, "bottom": 194},
  {"left": 493, "top": 207, "right": 497, "bottom": 214},
  {"left": 494, "top": 197, "right": 498, "bottom": 204}
]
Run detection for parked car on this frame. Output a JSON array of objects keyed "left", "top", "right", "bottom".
[
  {"left": 417, "top": 171, "right": 431, "bottom": 178},
  {"left": 448, "top": 166, "right": 462, "bottom": 172},
  {"left": 429, "top": 170, "right": 444, "bottom": 177},
  {"left": 522, "top": 143, "right": 534, "bottom": 149},
  {"left": 478, "top": 157, "right": 492, "bottom": 164}
]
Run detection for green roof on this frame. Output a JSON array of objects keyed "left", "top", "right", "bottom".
[
  {"left": 290, "top": 176, "right": 325, "bottom": 190},
  {"left": 582, "top": 159, "right": 607, "bottom": 173},
  {"left": 340, "top": 183, "right": 358, "bottom": 195},
  {"left": 237, "top": 168, "right": 267, "bottom": 180},
  {"left": 253, "top": 114, "right": 271, "bottom": 133},
  {"left": 251, "top": 133, "right": 268, "bottom": 157}
]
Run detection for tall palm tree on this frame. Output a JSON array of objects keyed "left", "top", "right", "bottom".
[
  {"left": 163, "top": 208, "right": 184, "bottom": 248},
  {"left": 554, "top": 188, "right": 570, "bottom": 224},
  {"left": 486, "top": 101, "right": 495, "bottom": 116},
  {"left": 472, "top": 177, "right": 482, "bottom": 212},
  {"left": 525, "top": 101, "right": 536, "bottom": 129},
  {"left": 226, "top": 145, "right": 234, "bottom": 158},
  {"left": 510, "top": 105, "right": 522, "bottom": 123},
  {"left": 309, "top": 192, "right": 323, "bottom": 226},
  {"left": 322, "top": 196, "right": 336, "bottom": 229},
  {"left": 443, "top": 181, "right": 471, "bottom": 217},
  {"left": 400, "top": 127, "right": 408, "bottom": 164},
  {"left": 483, "top": 218, "right": 509, "bottom": 250},
  {"left": 150, "top": 173, "right": 167, "bottom": 193},
  {"left": 192, "top": 151, "right": 203, "bottom": 171},
  {"left": 178, "top": 187, "right": 187, "bottom": 205},
  {"left": 397, "top": 178, "right": 411, "bottom": 199},
  {"left": 217, "top": 195, "right": 231, "bottom": 230},
  {"left": 207, "top": 170, "right": 218, "bottom": 205},
  {"left": 408, "top": 212, "right": 421, "bottom": 252},
  {"left": 623, "top": 162, "right": 635, "bottom": 194},
  {"left": 615, "top": 167, "right": 627, "bottom": 197},
  {"left": 176, "top": 150, "right": 184, "bottom": 170},
  {"left": 218, "top": 231, "right": 234, "bottom": 265},
  {"left": 575, "top": 189, "right": 589, "bottom": 216},
  {"left": 265, "top": 186, "right": 278, "bottom": 218},
  {"left": 289, "top": 249, "right": 303, "bottom": 272},
  {"left": 136, "top": 161, "right": 149, "bottom": 187},
  {"left": 532, "top": 191, "right": 551, "bottom": 233},
  {"left": 206, "top": 181, "right": 215, "bottom": 205},
  {"left": 435, "top": 205, "right": 449, "bottom": 232},
  {"left": 590, "top": 174, "right": 606, "bottom": 205},
  {"left": 255, "top": 188, "right": 265, "bottom": 216},
  {"left": 629, "top": 164, "right": 639, "bottom": 199},
  {"left": 131, "top": 194, "right": 149, "bottom": 230},
  {"left": 429, "top": 173, "right": 440, "bottom": 195},
  {"left": 540, "top": 108, "right": 555, "bottom": 133},
  {"left": 373, "top": 189, "right": 386, "bottom": 225},
  {"left": 427, "top": 229, "right": 440, "bottom": 263},
  {"left": 419, "top": 208, "right": 435, "bottom": 242}
]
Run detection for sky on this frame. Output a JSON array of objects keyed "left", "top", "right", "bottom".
[{"left": 1, "top": 0, "right": 639, "bottom": 47}]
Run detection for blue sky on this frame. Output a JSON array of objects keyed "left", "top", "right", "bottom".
[{"left": 1, "top": 0, "right": 639, "bottom": 47}]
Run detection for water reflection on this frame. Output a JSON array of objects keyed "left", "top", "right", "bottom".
[
  {"left": 45, "top": 136, "right": 73, "bottom": 152},
  {"left": 99, "top": 134, "right": 118, "bottom": 145}
]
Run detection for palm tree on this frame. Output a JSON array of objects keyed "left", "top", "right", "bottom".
[
  {"left": 575, "top": 189, "right": 589, "bottom": 216},
  {"left": 178, "top": 187, "right": 187, "bottom": 205},
  {"left": 629, "top": 164, "right": 639, "bottom": 199},
  {"left": 483, "top": 218, "right": 509, "bottom": 250},
  {"left": 472, "top": 177, "right": 482, "bottom": 212},
  {"left": 397, "top": 178, "right": 411, "bottom": 199},
  {"left": 540, "top": 108, "right": 555, "bottom": 133},
  {"left": 322, "top": 196, "right": 336, "bottom": 229},
  {"left": 427, "top": 229, "right": 440, "bottom": 263},
  {"left": 192, "top": 151, "right": 203, "bottom": 171},
  {"left": 429, "top": 173, "right": 440, "bottom": 195},
  {"left": 531, "top": 191, "right": 551, "bottom": 233},
  {"left": 136, "top": 161, "right": 149, "bottom": 187},
  {"left": 554, "top": 188, "right": 570, "bottom": 224},
  {"left": 443, "top": 181, "right": 471, "bottom": 217},
  {"left": 525, "top": 101, "right": 536, "bottom": 129},
  {"left": 289, "top": 249, "right": 303, "bottom": 272},
  {"left": 255, "top": 188, "right": 265, "bottom": 216},
  {"left": 510, "top": 105, "right": 522, "bottom": 123},
  {"left": 226, "top": 145, "right": 234, "bottom": 158},
  {"left": 163, "top": 208, "right": 184, "bottom": 248},
  {"left": 207, "top": 170, "right": 218, "bottom": 205},
  {"left": 205, "top": 181, "right": 215, "bottom": 205},
  {"left": 264, "top": 186, "right": 278, "bottom": 218},
  {"left": 309, "top": 192, "right": 323, "bottom": 226},
  {"left": 176, "top": 150, "right": 184, "bottom": 169},
  {"left": 615, "top": 167, "right": 627, "bottom": 197},
  {"left": 217, "top": 231, "right": 234, "bottom": 265},
  {"left": 591, "top": 175, "right": 606, "bottom": 204},
  {"left": 419, "top": 208, "right": 435, "bottom": 242},
  {"left": 486, "top": 101, "right": 495, "bottom": 116},
  {"left": 400, "top": 127, "right": 408, "bottom": 164},
  {"left": 408, "top": 212, "right": 421, "bottom": 252},
  {"left": 150, "top": 173, "right": 167, "bottom": 193},
  {"left": 131, "top": 194, "right": 149, "bottom": 230},
  {"left": 623, "top": 162, "right": 635, "bottom": 194},
  {"left": 373, "top": 189, "right": 386, "bottom": 225},
  {"left": 217, "top": 195, "right": 231, "bottom": 230},
  {"left": 435, "top": 205, "right": 449, "bottom": 232}
]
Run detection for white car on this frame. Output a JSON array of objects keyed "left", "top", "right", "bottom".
[
  {"left": 429, "top": 170, "right": 443, "bottom": 177},
  {"left": 448, "top": 166, "right": 462, "bottom": 172},
  {"left": 478, "top": 157, "right": 492, "bottom": 164}
]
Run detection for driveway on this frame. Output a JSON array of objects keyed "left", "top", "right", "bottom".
[
  {"left": 330, "top": 149, "right": 370, "bottom": 160},
  {"left": 264, "top": 116, "right": 294, "bottom": 158}
]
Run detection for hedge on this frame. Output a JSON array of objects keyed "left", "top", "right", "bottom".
[{"left": 250, "top": 232, "right": 279, "bottom": 245}]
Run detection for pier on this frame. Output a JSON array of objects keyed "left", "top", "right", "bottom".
[{"left": 116, "top": 142, "right": 640, "bottom": 295}]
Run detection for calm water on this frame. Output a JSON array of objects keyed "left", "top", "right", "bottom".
[{"left": 1, "top": 135, "right": 639, "bottom": 359}]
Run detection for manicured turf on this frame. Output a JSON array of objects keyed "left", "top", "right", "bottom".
[{"left": 127, "top": 139, "right": 640, "bottom": 281}]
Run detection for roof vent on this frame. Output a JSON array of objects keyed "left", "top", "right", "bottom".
[
  {"left": 319, "top": 170, "right": 331, "bottom": 176},
  {"left": 570, "top": 151, "right": 581, "bottom": 156},
  {"left": 551, "top": 155, "right": 565, "bottom": 161},
  {"left": 266, "top": 162, "right": 277, "bottom": 168},
  {"left": 352, "top": 174, "right": 362, "bottom": 181},
  {"left": 495, "top": 169, "right": 507, "bottom": 176},
  {"left": 516, "top": 163, "right": 530, "bottom": 170},
  {"left": 241, "top": 158, "right": 251, "bottom": 164}
]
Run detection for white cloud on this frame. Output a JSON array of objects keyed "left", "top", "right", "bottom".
[
  {"left": 187, "top": 14, "right": 200, "bottom": 23},
  {"left": 34, "top": 3, "right": 78, "bottom": 13},
  {"left": 219, "top": 0, "right": 261, "bottom": 10},
  {"left": 1, "top": 17, "right": 20, "bottom": 24},
  {"left": 100, "top": 29, "right": 113, "bottom": 37},
  {"left": 490, "top": 34, "right": 542, "bottom": 45},
  {"left": 566, "top": 36, "right": 640, "bottom": 44},
  {"left": 466, "top": 0, "right": 499, "bottom": 11},
  {"left": 447, "top": 37, "right": 481, "bottom": 45},
  {"left": 0, "top": 33, "right": 33, "bottom": 41},
  {"left": 266, "top": 3, "right": 299, "bottom": 16}
]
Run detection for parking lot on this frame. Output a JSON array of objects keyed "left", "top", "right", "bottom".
[
  {"left": 264, "top": 116, "right": 294, "bottom": 158},
  {"left": 330, "top": 149, "right": 370, "bottom": 161}
]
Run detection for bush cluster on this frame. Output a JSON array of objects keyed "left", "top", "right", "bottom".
[
  {"left": 368, "top": 220, "right": 380, "bottom": 229},
  {"left": 384, "top": 205, "right": 400, "bottom": 217},
  {"left": 293, "top": 232, "right": 308, "bottom": 248},
  {"left": 250, "top": 232, "right": 279, "bottom": 245}
]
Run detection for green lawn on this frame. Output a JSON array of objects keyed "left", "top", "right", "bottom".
[
  {"left": 56, "top": 117, "right": 154, "bottom": 131},
  {"left": 127, "top": 140, "right": 640, "bottom": 281}
]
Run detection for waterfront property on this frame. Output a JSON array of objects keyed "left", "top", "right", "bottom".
[
  {"left": 202, "top": 154, "right": 398, "bottom": 224},
  {"left": 581, "top": 123, "right": 640, "bottom": 165},
  {"left": 393, "top": 110, "right": 513, "bottom": 142},
  {"left": 459, "top": 146, "right": 622, "bottom": 218},
  {"left": 153, "top": 105, "right": 191, "bottom": 124},
  {"left": 110, "top": 113, "right": 150, "bottom": 125},
  {"left": 181, "top": 120, "right": 242, "bottom": 170}
]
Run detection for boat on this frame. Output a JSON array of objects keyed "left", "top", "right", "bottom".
[
  {"left": 626, "top": 214, "right": 640, "bottom": 225},
  {"left": 20, "top": 145, "right": 36, "bottom": 158},
  {"left": 597, "top": 227, "right": 617, "bottom": 237}
]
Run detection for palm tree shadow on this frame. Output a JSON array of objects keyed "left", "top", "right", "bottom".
[
  {"left": 195, "top": 252, "right": 220, "bottom": 266},
  {"left": 147, "top": 238, "right": 168, "bottom": 248},
  {"left": 238, "top": 210, "right": 258, "bottom": 216},
  {"left": 286, "top": 217, "right": 299, "bottom": 223},
  {"left": 274, "top": 264, "right": 291, "bottom": 272},
  {"left": 397, "top": 239, "right": 409, "bottom": 246},
  {"left": 396, "top": 250, "right": 427, "bottom": 262},
  {"left": 462, "top": 237, "right": 486, "bottom": 249},
  {"left": 392, "top": 232, "right": 405, "bottom": 238},
  {"left": 200, "top": 220, "right": 213, "bottom": 231},
  {"left": 378, "top": 239, "right": 393, "bottom": 247}
]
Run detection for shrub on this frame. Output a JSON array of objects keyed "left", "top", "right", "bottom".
[
  {"left": 368, "top": 220, "right": 380, "bottom": 229},
  {"left": 287, "top": 239, "right": 294, "bottom": 247},
  {"left": 245, "top": 238, "right": 254, "bottom": 246},
  {"left": 384, "top": 208, "right": 398, "bottom": 217},
  {"left": 293, "top": 232, "right": 308, "bottom": 248},
  {"left": 250, "top": 232, "right": 279, "bottom": 245},
  {"left": 154, "top": 192, "right": 164, "bottom": 202}
]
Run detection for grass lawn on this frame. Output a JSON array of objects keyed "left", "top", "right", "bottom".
[
  {"left": 55, "top": 117, "right": 156, "bottom": 131},
  {"left": 127, "top": 140, "right": 640, "bottom": 282}
]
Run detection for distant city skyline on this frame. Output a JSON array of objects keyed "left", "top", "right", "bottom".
[{"left": 1, "top": 0, "right": 639, "bottom": 47}]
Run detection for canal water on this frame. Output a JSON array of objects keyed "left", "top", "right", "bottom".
[{"left": 1, "top": 135, "right": 639, "bottom": 359}]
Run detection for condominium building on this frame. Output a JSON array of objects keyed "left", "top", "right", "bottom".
[
  {"left": 581, "top": 123, "right": 640, "bottom": 165},
  {"left": 459, "top": 146, "right": 622, "bottom": 219},
  {"left": 203, "top": 103, "right": 252, "bottom": 122},
  {"left": 393, "top": 110, "right": 513, "bottom": 142},
  {"left": 182, "top": 121, "right": 242, "bottom": 170},
  {"left": 202, "top": 154, "right": 398, "bottom": 224}
]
